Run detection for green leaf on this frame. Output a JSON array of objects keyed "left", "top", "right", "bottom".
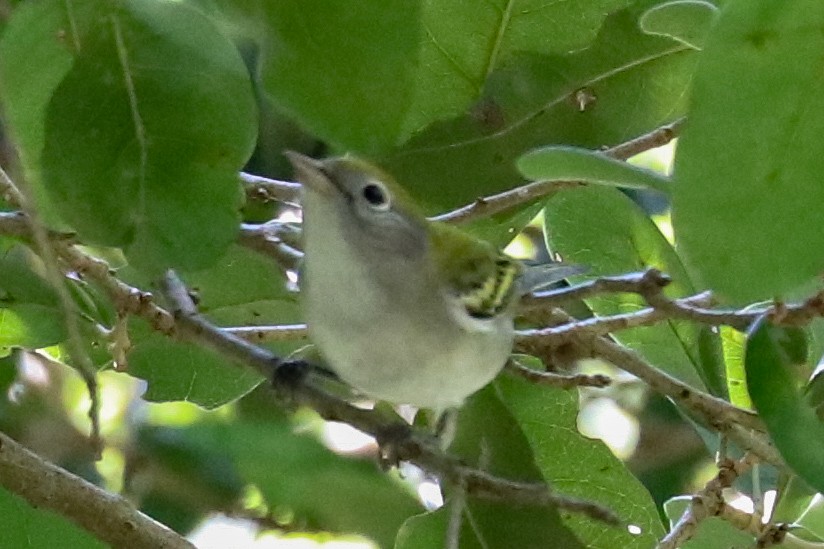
[
  {"left": 0, "top": 244, "right": 66, "bottom": 349},
  {"left": 517, "top": 146, "right": 671, "bottom": 194},
  {"left": 663, "top": 496, "right": 754, "bottom": 547},
  {"left": 640, "top": 0, "right": 719, "bottom": 50},
  {"left": 0, "top": 0, "right": 102, "bottom": 223},
  {"left": 745, "top": 316, "right": 824, "bottom": 494},
  {"left": 544, "top": 185, "right": 715, "bottom": 391},
  {"left": 720, "top": 326, "right": 752, "bottom": 410},
  {"left": 383, "top": 6, "right": 695, "bottom": 215},
  {"left": 258, "top": 0, "right": 420, "bottom": 154},
  {"left": 0, "top": 485, "right": 105, "bottom": 549},
  {"left": 673, "top": 0, "right": 824, "bottom": 302},
  {"left": 495, "top": 374, "right": 665, "bottom": 548},
  {"left": 40, "top": 0, "right": 257, "bottom": 273},
  {"left": 128, "top": 329, "right": 262, "bottom": 409},
  {"left": 444, "top": 386, "right": 586, "bottom": 548},
  {"left": 400, "top": 0, "right": 632, "bottom": 139}
]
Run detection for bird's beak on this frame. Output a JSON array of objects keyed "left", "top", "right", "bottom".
[{"left": 284, "top": 151, "right": 336, "bottom": 196}]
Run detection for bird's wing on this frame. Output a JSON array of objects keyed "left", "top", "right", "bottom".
[{"left": 428, "top": 222, "right": 520, "bottom": 319}]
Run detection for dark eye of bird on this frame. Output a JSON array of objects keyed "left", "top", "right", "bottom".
[{"left": 362, "top": 183, "right": 388, "bottom": 207}]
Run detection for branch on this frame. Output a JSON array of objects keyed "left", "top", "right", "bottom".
[
  {"left": 0, "top": 431, "right": 194, "bottom": 549},
  {"left": 434, "top": 119, "right": 684, "bottom": 224},
  {"left": 240, "top": 172, "right": 301, "bottom": 205},
  {"left": 505, "top": 359, "right": 611, "bottom": 389}
]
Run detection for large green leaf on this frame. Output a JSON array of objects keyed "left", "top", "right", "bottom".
[
  {"left": 40, "top": 0, "right": 256, "bottom": 273},
  {"left": 258, "top": 0, "right": 420, "bottom": 154},
  {"left": 745, "top": 317, "right": 824, "bottom": 494},
  {"left": 383, "top": 5, "right": 695, "bottom": 214},
  {"left": 495, "top": 374, "right": 665, "bottom": 548},
  {"left": 543, "top": 185, "right": 718, "bottom": 392},
  {"left": 673, "top": 0, "right": 824, "bottom": 302}
]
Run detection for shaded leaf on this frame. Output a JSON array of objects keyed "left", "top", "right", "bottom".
[
  {"left": 383, "top": 6, "right": 695, "bottom": 215},
  {"left": 400, "top": 0, "right": 631, "bottom": 139}
]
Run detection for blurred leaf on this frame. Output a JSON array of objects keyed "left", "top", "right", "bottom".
[
  {"left": 0, "top": 485, "right": 105, "bottom": 549},
  {"left": 399, "top": 0, "right": 631, "bottom": 139},
  {"left": 40, "top": 0, "right": 256, "bottom": 273},
  {"left": 745, "top": 317, "right": 824, "bottom": 494},
  {"left": 640, "top": 0, "right": 718, "bottom": 49},
  {"left": 796, "top": 494, "right": 824, "bottom": 540},
  {"left": 129, "top": 425, "right": 245, "bottom": 533},
  {"left": 258, "top": 0, "right": 420, "bottom": 154},
  {"left": 185, "top": 422, "right": 421, "bottom": 548},
  {"left": 494, "top": 373, "right": 665, "bottom": 547},
  {"left": 383, "top": 5, "right": 695, "bottom": 214},
  {"left": 673, "top": 0, "right": 824, "bottom": 302},
  {"left": 663, "top": 496, "right": 754, "bottom": 547},
  {"left": 517, "top": 146, "right": 671, "bottom": 193},
  {"left": 544, "top": 185, "right": 717, "bottom": 391}
]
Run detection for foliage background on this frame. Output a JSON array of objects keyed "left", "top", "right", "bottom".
[{"left": 2, "top": 0, "right": 824, "bottom": 547}]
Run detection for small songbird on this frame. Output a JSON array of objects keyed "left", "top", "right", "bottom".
[{"left": 287, "top": 152, "right": 581, "bottom": 415}]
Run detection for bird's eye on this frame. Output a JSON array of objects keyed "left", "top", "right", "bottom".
[{"left": 361, "top": 182, "right": 391, "bottom": 211}]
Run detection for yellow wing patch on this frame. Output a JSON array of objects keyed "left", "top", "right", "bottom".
[{"left": 460, "top": 256, "right": 519, "bottom": 319}]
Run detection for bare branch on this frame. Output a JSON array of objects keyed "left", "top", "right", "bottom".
[
  {"left": 434, "top": 119, "right": 684, "bottom": 224},
  {"left": 505, "top": 359, "right": 611, "bottom": 389},
  {"left": 0, "top": 431, "right": 194, "bottom": 549},
  {"left": 224, "top": 323, "right": 309, "bottom": 343},
  {"left": 240, "top": 172, "right": 301, "bottom": 204}
]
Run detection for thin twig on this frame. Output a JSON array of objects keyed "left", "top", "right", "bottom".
[
  {"left": 238, "top": 222, "right": 303, "bottom": 272},
  {"left": 0, "top": 166, "right": 102, "bottom": 455},
  {"left": 434, "top": 119, "right": 684, "bottom": 224},
  {"left": 505, "top": 359, "right": 611, "bottom": 389}
]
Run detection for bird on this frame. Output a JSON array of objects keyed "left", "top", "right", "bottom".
[{"left": 287, "top": 152, "right": 582, "bottom": 416}]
